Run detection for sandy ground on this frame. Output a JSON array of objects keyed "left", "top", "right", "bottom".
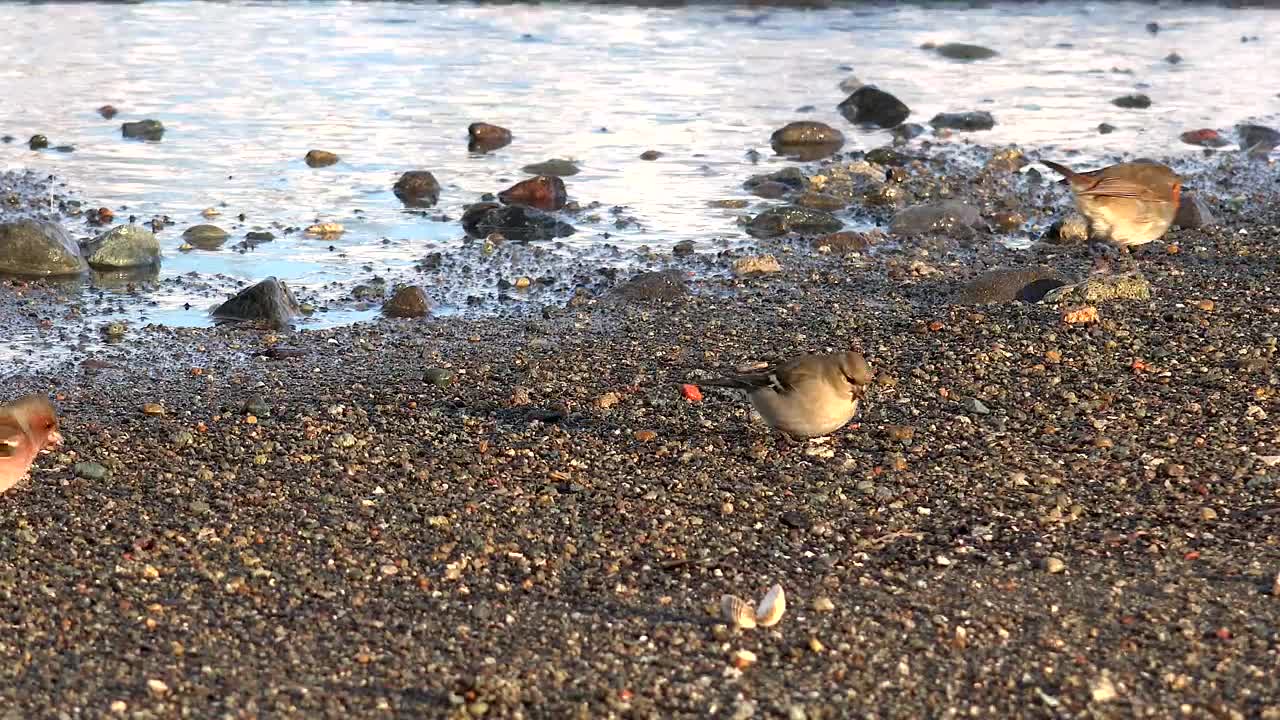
[{"left": 2, "top": 146, "right": 1280, "bottom": 719}]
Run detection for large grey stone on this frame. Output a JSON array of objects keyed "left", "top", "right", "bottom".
[
  {"left": 83, "top": 224, "right": 160, "bottom": 269},
  {"left": 0, "top": 219, "right": 88, "bottom": 276}
]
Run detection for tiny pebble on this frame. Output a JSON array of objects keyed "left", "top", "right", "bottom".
[{"left": 1045, "top": 557, "right": 1066, "bottom": 574}]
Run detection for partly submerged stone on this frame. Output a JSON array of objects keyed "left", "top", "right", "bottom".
[
  {"left": 837, "top": 86, "right": 910, "bottom": 129},
  {"left": 461, "top": 204, "right": 575, "bottom": 242},
  {"left": 121, "top": 119, "right": 165, "bottom": 140},
  {"left": 182, "top": 224, "right": 229, "bottom": 250},
  {"left": 746, "top": 205, "right": 843, "bottom": 238},
  {"left": 382, "top": 285, "right": 430, "bottom": 318},
  {"left": 83, "top": 224, "right": 160, "bottom": 269},
  {"left": 393, "top": 171, "right": 441, "bottom": 207},
  {"left": 468, "top": 122, "right": 513, "bottom": 153},
  {"left": 211, "top": 277, "right": 302, "bottom": 329},
  {"left": 498, "top": 175, "right": 568, "bottom": 211},
  {"left": 0, "top": 219, "right": 88, "bottom": 276}
]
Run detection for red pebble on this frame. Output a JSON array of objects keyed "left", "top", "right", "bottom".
[{"left": 680, "top": 383, "right": 703, "bottom": 402}]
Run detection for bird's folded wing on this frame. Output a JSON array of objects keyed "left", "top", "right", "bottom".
[
  {"left": 0, "top": 416, "right": 24, "bottom": 458},
  {"left": 1077, "top": 176, "right": 1171, "bottom": 202}
]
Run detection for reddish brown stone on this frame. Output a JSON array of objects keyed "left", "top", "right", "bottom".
[
  {"left": 468, "top": 122, "right": 512, "bottom": 153},
  {"left": 498, "top": 175, "right": 567, "bottom": 211}
]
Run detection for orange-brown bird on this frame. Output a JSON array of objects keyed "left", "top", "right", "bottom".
[
  {"left": 1041, "top": 160, "right": 1182, "bottom": 248},
  {"left": 0, "top": 394, "right": 62, "bottom": 494}
]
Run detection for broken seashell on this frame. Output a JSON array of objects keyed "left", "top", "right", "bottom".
[
  {"left": 721, "top": 594, "right": 757, "bottom": 629},
  {"left": 730, "top": 649, "right": 757, "bottom": 669},
  {"left": 755, "top": 583, "right": 786, "bottom": 627}
]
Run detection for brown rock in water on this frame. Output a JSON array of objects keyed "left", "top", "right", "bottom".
[
  {"left": 393, "top": 171, "right": 441, "bottom": 207},
  {"left": 305, "top": 150, "right": 340, "bottom": 167},
  {"left": 956, "top": 266, "right": 1069, "bottom": 305},
  {"left": 97, "top": 105, "right": 118, "bottom": 119},
  {"left": 468, "top": 122, "right": 513, "bottom": 153},
  {"left": 639, "top": 150, "right": 663, "bottom": 161},
  {"left": 182, "top": 224, "right": 229, "bottom": 250},
  {"left": 498, "top": 175, "right": 567, "bottom": 211},
  {"left": 382, "top": 285, "right": 430, "bottom": 318},
  {"left": 121, "top": 119, "right": 165, "bottom": 140},
  {"left": 770, "top": 121, "right": 844, "bottom": 160},
  {"left": 211, "top": 277, "right": 302, "bottom": 329}
]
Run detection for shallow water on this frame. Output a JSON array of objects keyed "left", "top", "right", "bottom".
[{"left": 0, "top": 1, "right": 1276, "bottom": 344}]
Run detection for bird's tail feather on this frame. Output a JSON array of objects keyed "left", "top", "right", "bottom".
[{"left": 1040, "top": 160, "right": 1078, "bottom": 180}]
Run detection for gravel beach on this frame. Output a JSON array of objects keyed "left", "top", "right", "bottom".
[{"left": 3, "top": 144, "right": 1280, "bottom": 719}]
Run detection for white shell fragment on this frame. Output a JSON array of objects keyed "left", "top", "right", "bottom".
[
  {"left": 755, "top": 583, "right": 786, "bottom": 627},
  {"left": 721, "top": 594, "right": 757, "bottom": 629}
]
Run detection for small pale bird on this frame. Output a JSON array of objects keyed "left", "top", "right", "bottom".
[
  {"left": 702, "top": 351, "right": 873, "bottom": 439},
  {"left": 1, "top": 394, "right": 63, "bottom": 494},
  {"left": 1041, "top": 160, "right": 1182, "bottom": 248}
]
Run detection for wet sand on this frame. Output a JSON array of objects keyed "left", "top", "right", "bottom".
[{"left": 3, "top": 146, "right": 1280, "bottom": 718}]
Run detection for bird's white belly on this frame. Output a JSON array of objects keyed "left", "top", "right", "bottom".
[{"left": 750, "top": 387, "right": 856, "bottom": 438}]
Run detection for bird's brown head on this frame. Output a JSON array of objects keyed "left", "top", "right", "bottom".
[
  {"left": 16, "top": 395, "right": 61, "bottom": 449},
  {"left": 840, "top": 351, "right": 874, "bottom": 387}
]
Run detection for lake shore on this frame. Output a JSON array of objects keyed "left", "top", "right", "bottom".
[{"left": 3, "top": 145, "right": 1280, "bottom": 718}]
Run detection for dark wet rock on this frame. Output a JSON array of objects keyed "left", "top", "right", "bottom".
[
  {"left": 305, "top": 150, "right": 340, "bottom": 167},
  {"left": 393, "top": 171, "right": 441, "bottom": 207},
  {"left": 772, "top": 121, "right": 843, "bottom": 146},
  {"left": 521, "top": 159, "right": 579, "bottom": 177},
  {"left": 610, "top": 270, "right": 689, "bottom": 303},
  {"left": 1112, "top": 94, "right": 1151, "bottom": 109},
  {"left": 748, "top": 181, "right": 792, "bottom": 199},
  {"left": 1174, "top": 192, "right": 1216, "bottom": 229},
  {"left": 837, "top": 86, "right": 910, "bottom": 129},
  {"left": 891, "top": 123, "right": 926, "bottom": 144},
  {"left": 672, "top": 239, "right": 695, "bottom": 256},
  {"left": 182, "top": 224, "right": 229, "bottom": 250},
  {"left": 461, "top": 204, "right": 575, "bottom": 242},
  {"left": 1098, "top": 123, "right": 1117, "bottom": 134},
  {"left": 468, "top": 122, "right": 513, "bottom": 153},
  {"left": 351, "top": 278, "right": 388, "bottom": 300},
  {"left": 382, "top": 285, "right": 431, "bottom": 318},
  {"left": 1164, "top": 52, "right": 1183, "bottom": 64},
  {"left": 794, "top": 192, "right": 847, "bottom": 211},
  {"left": 639, "top": 150, "right": 663, "bottom": 161},
  {"left": 932, "top": 42, "right": 998, "bottom": 60},
  {"left": 956, "top": 266, "right": 1069, "bottom": 305},
  {"left": 746, "top": 205, "right": 843, "bottom": 239},
  {"left": 1237, "top": 123, "right": 1280, "bottom": 154},
  {"left": 121, "top": 119, "right": 165, "bottom": 140},
  {"left": 211, "top": 277, "right": 302, "bottom": 329},
  {"left": 0, "top": 136, "right": 12, "bottom": 143},
  {"left": 743, "top": 167, "right": 808, "bottom": 193},
  {"left": 28, "top": 135, "right": 48, "bottom": 150},
  {"left": 770, "top": 121, "right": 844, "bottom": 160},
  {"left": 97, "top": 105, "right": 118, "bottom": 119},
  {"left": 929, "top": 111, "right": 995, "bottom": 131},
  {"left": 864, "top": 147, "right": 909, "bottom": 167},
  {"left": 245, "top": 231, "right": 275, "bottom": 242},
  {"left": 0, "top": 219, "right": 88, "bottom": 276},
  {"left": 1044, "top": 213, "right": 1090, "bottom": 245},
  {"left": 890, "top": 201, "right": 981, "bottom": 236},
  {"left": 812, "top": 230, "right": 874, "bottom": 254},
  {"left": 1146, "top": 21, "right": 1159, "bottom": 33},
  {"left": 1180, "top": 129, "right": 1228, "bottom": 148},
  {"left": 82, "top": 224, "right": 160, "bottom": 269},
  {"left": 498, "top": 175, "right": 567, "bottom": 211}
]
